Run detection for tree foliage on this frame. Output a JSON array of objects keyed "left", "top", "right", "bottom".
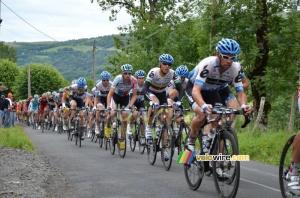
[
  {"left": 14, "top": 63, "right": 67, "bottom": 99},
  {"left": 0, "top": 59, "right": 19, "bottom": 95},
  {"left": 0, "top": 42, "right": 17, "bottom": 63}
]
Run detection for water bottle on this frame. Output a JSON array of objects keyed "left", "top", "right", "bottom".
[
  {"left": 112, "top": 122, "right": 117, "bottom": 129},
  {"left": 205, "top": 128, "right": 216, "bottom": 150},
  {"left": 202, "top": 134, "right": 208, "bottom": 153}
]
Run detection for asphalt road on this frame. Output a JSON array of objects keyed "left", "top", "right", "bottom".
[{"left": 24, "top": 126, "right": 282, "bottom": 198}]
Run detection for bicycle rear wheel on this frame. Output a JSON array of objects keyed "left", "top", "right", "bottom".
[
  {"left": 129, "top": 124, "right": 136, "bottom": 152},
  {"left": 117, "top": 121, "right": 126, "bottom": 158},
  {"left": 110, "top": 130, "right": 116, "bottom": 155},
  {"left": 161, "top": 125, "right": 175, "bottom": 171},
  {"left": 147, "top": 138, "right": 157, "bottom": 165},
  {"left": 212, "top": 131, "right": 240, "bottom": 198},
  {"left": 138, "top": 123, "right": 146, "bottom": 154},
  {"left": 279, "top": 134, "right": 296, "bottom": 198},
  {"left": 99, "top": 121, "right": 104, "bottom": 148},
  {"left": 177, "top": 123, "right": 190, "bottom": 155}
]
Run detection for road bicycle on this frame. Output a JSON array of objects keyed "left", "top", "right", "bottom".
[
  {"left": 147, "top": 104, "right": 175, "bottom": 171},
  {"left": 183, "top": 104, "right": 252, "bottom": 198},
  {"left": 279, "top": 133, "right": 299, "bottom": 198},
  {"left": 129, "top": 107, "right": 147, "bottom": 154},
  {"left": 93, "top": 109, "right": 108, "bottom": 148},
  {"left": 171, "top": 105, "right": 191, "bottom": 155},
  {"left": 69, "top": 107, "right": 85, "bottom": 148},
  {"left": 109, "top": 106, "right": 129, "bottom": 158}
]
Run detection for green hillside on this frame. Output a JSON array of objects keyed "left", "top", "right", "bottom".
[{"left": 7, "top": 35, "right": 119, "bottom": 81}]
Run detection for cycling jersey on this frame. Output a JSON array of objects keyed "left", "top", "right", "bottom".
[
  {"left": 192, "top": 56, "right": 244, "bottom": 92},
  {"left": 28, "top": 99, "right": 39, "bottom": 111},
  {"left": 145, "top": 67, "right": 181, "bottom": 93},
  {"left": 112, "top": 75, "right": 137, "bottom": 97},
  {"left": 95, "top": 81, "right": 113, "bottom": 97},
  {"left": 69, "top": 84, "right": 88, "bottom": 99},
  {"left": 166, "top": 78, "right": 188, "bottom": 92},
  {"left": 54, "top": 93, "right": 63, "bottom": 106}
]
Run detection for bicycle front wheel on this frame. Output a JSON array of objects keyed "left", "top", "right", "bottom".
[
  {"left": 161, "top": 125, "right": 175, "bottom": 171},
  {"left": 279, "top": 134, "right": 296, "bottom": 198},
  {"left": 147, "top": 139, "right": 157, "bottom": 165},
  {"left": 110, "top": 130, "right": 116, "bottom": 155},
  {"left": 117, "top": 121, "right": 127, "bottom": 158},
  {"left": 212, "top": 131, "right": 240, "bottom": 198},
  {"left": 178, "top": 123, "right": 190, "bottom": 155},
  {"left": 183, "top": 156, "right": 204, "bottom": 190},
  {"left": 129, "top": 124, "right": 136, "bottom": 152}
]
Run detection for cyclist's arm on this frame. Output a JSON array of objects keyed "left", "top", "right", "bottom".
[
  {"left": 192, "top": 84, "right": 207, "bottom": 112},
  {"left": 130, "top": 88, "right": 137, "bottom": 107},
  {"left": 142, "top": 81, "right": 152, "bottom": 102},
  {"left": 175, "top": 82, "right": 184, "bottom": 101},
  {"left": 107, "top": 87, "right": 115, "bottom": 108}
]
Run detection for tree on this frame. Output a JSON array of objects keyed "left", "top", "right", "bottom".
[
  {"left": 0, "top": 59, "right": 19, "bottom": 95},
  {"left": 14, "top": 63, "right": 67, "bottom": 99},
  {"left": 0, "top": 42, "right": 17, "bottom": 63}
]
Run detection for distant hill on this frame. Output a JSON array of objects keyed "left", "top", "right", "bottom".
[{"left": 7, "top": 35, "right": 119, "bottom": 81}]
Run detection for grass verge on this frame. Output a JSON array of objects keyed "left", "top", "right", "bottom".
[
  {"left": 238, "top": 130, "right": 295, "bottom": 166},
  {"left": 0, "top": 125, "right": 35, "bottom": 151}
]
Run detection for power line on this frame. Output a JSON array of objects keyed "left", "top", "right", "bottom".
[{"left": 1, "top": 1, "right": 57, "bottom": 41}]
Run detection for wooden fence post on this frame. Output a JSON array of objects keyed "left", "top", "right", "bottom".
[
  {"left": 252, "top": 97, "right": 265, "bottom": 133},
  {"left": 288, "top": 92, "right": 297, "bottom": 132}
]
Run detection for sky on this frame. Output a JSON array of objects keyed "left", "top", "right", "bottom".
[{"left": 0, "top": 0, "right": 132, "bottom": 42}]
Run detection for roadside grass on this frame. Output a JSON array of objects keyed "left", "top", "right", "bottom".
[
  {"left": 238, "top": 130, "right": 295, "bottom": 166},
  {"left": 0, "top": 125, "right": 35, "bottom": 151}
]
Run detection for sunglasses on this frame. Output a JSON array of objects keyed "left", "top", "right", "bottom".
[
  {"left": 220, "top": 53, "right": 236, "bottom": 61},
  {"left": 123, "top": 72, "right": 131, "bottom": 75},
  {"left": 162, "top": 62, "right": 172, "bottom": 66},
  {"left": 102, "top": 80, "right": 109, "bottom": 82},
  {"left": 138, "top": 77, "right": 144, "bottom": 79}
]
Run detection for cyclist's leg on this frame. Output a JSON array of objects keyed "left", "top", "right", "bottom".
[
  {"left": 95, "top": 103, "right": 104, "bottom": 135},
  {"left": 146, "top": 93, "right": 160, "bottom": 140}
]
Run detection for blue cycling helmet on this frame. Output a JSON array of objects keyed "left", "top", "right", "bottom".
[
  {"left": 134, "top": 70, "right": 146, "bottom": 77},
  {"left": 121, "top": 64, "right": 133, "bottom": 72},
  {"left": 175, "top": 65, "right": 189, "bottom": 77},
  {"left": 159, "top": 54, "right": 174, "bottom": 64},
  {"left": 77, "top": 77, "right": 87, "bottom": 87},
  {"left": 216, "top": 38, "right": 240, "bottom": 55},
  {"left": 100, "top": 71, "right": 111, "bottom": 80},
  {"left": 34, "top": 94, "right": 39, "bottom": 99}
]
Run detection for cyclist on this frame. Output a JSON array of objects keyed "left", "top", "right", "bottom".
[
  {"left": 166, "top": 65, "right": 189, "bottom": 128},
  {"left": 142, "top": 54, "right": 183, "bottom": 161},
  {"left": 286, "top": 132, "right": 300, "bottom": 195},
  {"left": 54, "top": 88, "right": 64, "bottom": 131},
  {"left": 127, "top": 70, "right": 146, "bottom": 142},
  {"left": 28, "top": 94, "right": 39, "bottom": 127},
  {"left": 62, "top": 86, "right": 72, "bottom": 131},
  {"left": 185, "top": 38, "right": 252, "bottom": 153},
  {"left": 48, "top": 91, "right": 57, "bottom": 128},
  {"left": 106, "top": 64, "right": 138, "bottom": 150},
  {"left": 63, "top": 77, "right": 89, "bottom": 140},
  {"left": 93, "top": 71, "right": 112, "bottom": 137},
  {"left": 38, "top": 93, "right": 49, "bottom": 130}
]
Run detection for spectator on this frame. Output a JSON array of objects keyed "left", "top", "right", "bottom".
[
  {"left": 0, "top": 95, "right": 7, "bottom": 127},
  {"left": 11, "top": 96, "right": 17, "bottom": 126},
  {"left": 7, "top": 93, "right": 15, "bottom": 126},
  {"left": 4, "top": 93, "right": 12, "bottom": 128}
]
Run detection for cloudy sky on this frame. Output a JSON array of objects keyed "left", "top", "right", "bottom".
[{"left": 0, "top": 0, "right": 132, "bottom": 42}]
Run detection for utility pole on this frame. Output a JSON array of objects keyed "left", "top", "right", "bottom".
[
  {"left": 0, "top": 0, "right": 2, "bottom": 26},
  {"left": 93, "top": 40, "right": 96, "bottom": 86},
  {"left": 27, "top": 65, "right": 31, "bottom": 97}
]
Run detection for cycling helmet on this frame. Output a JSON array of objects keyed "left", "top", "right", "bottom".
[
  {"left": 59, "top": 88, "right": 64, "bottom": 93},
  {"left": 46, "top": 92, "right": 51, "bottom": 96},
  {"left": 100, "top": 71, "right": 111, "bottom": 80},
  {"left": 134, "top": 70, "right": 146, "bottom": 77},
  {"left": 175, "top": 65, "right": 189, "bottom": 78},
  {"left": 159, "top": 54, "right": 174, "bottom": 64},
  {"left": 216, "top": 38, "right": 240, "bottom": 55},
  {"left": 42, "top": 93, "right": 47, "bottom": 99},
  {"left": 121, "top": 64, "right": 133, "bottom": 72},
  {"left": 77, "top": 77, "right": 87, "bottom": 87},
  {"left": 34, "top": 94, "right": 39, "bottom": 99},
  {"left": 71, "top": 79, "right": 77, "bottom": 85},
  {"left": 52, "top": 91, "right": 57, "bottom": 95}
]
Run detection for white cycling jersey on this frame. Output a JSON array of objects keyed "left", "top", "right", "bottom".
[
  {"left": 112, "top": 75, "right": 137, "bottom": 97},
  {"left": 166, "top": 78, "right": 188, "bottom": 92},
  {"left": 191, "top": 56, "right": 244, "bottom": 92},
  {"left": 146, "top": 67, "right": 181, "bottom": 93},
  {"left": 94, "top": 81, "right": 113, "bottom": 97},
  {"left": 69, "top": 84, "right": 88, "bottom": 98}
]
